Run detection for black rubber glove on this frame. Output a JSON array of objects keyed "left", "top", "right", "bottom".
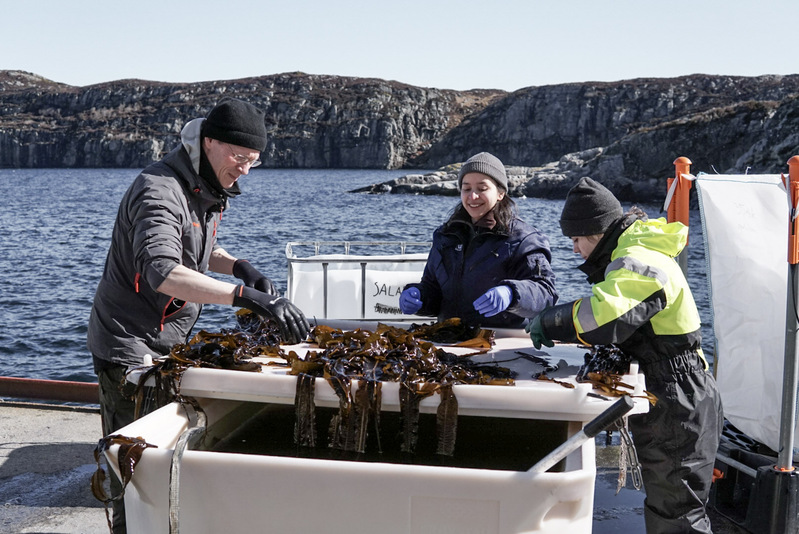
[
  {"left": 233, "top": 259, "right": 278, "bottom": 296},
  {"left": 233, "top": 285, "right": 310, "bottom": 344}
]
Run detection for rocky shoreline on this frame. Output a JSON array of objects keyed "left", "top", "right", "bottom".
[{"left": 351, "top": 146, "right": 664, "bottom": 201}]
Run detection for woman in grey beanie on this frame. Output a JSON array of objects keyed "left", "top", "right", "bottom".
[
  {"left": 398, "top": 151, "right": 558, "bottom": 328},
  {"left": 527, "top": 177, "right": 723, "bottom": 533}
]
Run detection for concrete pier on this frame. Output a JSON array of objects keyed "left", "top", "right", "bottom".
[
  {"left": 0, "top": 400, "right": 748, "bottom": 534},
  {"left": 1, "top": 402, "right": 108, "bottom": 534}
]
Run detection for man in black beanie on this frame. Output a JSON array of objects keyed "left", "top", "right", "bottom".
[
  {"left": 527, "top": 177, "right": 722, "bottom": 534},
  {"left": 87, "top": 98, "right": 309, "bottom": 533}
]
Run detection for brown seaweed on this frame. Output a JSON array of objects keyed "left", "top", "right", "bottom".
[
  {"left": 407, "top": 317, "right": 494, "bottom": 347},
  {"left": 399, "top": 381, "right": 438, "bottom": 453},
  {"left": 294, "top": 373, "right": 317, "bottom": 447},
  {"left": 295, "top": 322, "right": 514, "bottom": 455},
  {"left": 576, "top": 344, "right": 632, "bottom": 380},
  {"left": 581, "top": 371, "right": 658, "bottom": 406},
  {"left": 353, "top": 379, "right": 382, "bottom": 453},
  {"left": 327, "top": 374, "right": 355, "bottom": 451},
  {"left": 132, "top": 318, "right": 276, "bottom": 415},
  {"left": 536, "top": 374, "right": 576, "bottom": 389},
  {"left": 91, "top": 434, "right": 158, "bottom": 530},
  {"left": 436, "top": 383, "right": 458, "bottom": 456},
  {"left": 133, "top": 314, "right": 514, "bottom": 463}
]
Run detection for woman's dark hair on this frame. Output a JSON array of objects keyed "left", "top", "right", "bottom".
[{"left": 448, "top": 195, "right": 518, "bottom": 231}]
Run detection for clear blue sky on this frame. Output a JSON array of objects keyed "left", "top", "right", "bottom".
[{"left": 3, "top": 0, "right": 797, "bottom": 92}]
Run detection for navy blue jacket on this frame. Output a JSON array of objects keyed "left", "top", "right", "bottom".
[{"left": 407, "top": 214, "right": 557, "bottom": 328}]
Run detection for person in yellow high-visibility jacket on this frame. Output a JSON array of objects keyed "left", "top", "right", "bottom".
[{"left": 527, "top": 177, "right": 723, "bottom": 534}]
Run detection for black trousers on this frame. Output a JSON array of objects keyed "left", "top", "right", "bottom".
[
  {"left": 97, "top": 363, "right": 158, "bottom": 534},
  {"left": 629, "top": 353, "right": 724, "bottom": 534}
]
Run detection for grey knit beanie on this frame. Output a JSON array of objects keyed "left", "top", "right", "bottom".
[
  {"left": 202, "top": 98, "right": 268, "bottom": 152},
  {"left": 457, "top": 152, "right": 508, "bottom": 191},
  {"left": 559, "top": 177, "right": 623, "bottom": 237}
]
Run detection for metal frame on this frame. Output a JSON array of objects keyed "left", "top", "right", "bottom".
[{"left": 674, "top": 157, "right": 799, "bottom": 533}]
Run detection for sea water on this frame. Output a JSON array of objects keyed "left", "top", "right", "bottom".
[
  {"left": 0, "top": 168, "right": 711, "bottom": 382},
  {"left": 206, "top": 402, "right": 571, "bottom": 472}
]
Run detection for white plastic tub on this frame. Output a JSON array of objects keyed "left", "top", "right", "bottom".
[
  {"left": 108, "top": 323, "right": 648, "bottom": 534},
  {"left": 285, "top": 241, "right": 430, "bottom": 320}
]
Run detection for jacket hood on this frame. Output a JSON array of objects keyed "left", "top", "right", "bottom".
[
  {"left": 181, "top": 118, "right": 204, "bottom": 175},
  {"left": 578, "top": 214, "right": 632, "bottom": 283},
  {"left": 618, "top": 217, "right": 688, "bottom": 258},
  {"left": 180, "top": 117, "right": 241, "bottom": 198},
  {"left": 579, "top": 215, "right": 687, "bottom": 283}
]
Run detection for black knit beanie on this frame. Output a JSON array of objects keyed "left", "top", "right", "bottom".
[
  {"left": 202, "top": 98, "right": 268, "bottom": 152},
  {"left": 559, "top": 177, "right": 623, "bottom": 237},
  {"left": 457, "top": 152, "right": 508, "bottom": 191}
]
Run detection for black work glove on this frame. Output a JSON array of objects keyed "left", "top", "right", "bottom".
[
  {"left": 233, "top": 259, "right": 278, "bottom": 296},
  {"left": 233, "top": 285, "right": 310, "bottom": 344}
]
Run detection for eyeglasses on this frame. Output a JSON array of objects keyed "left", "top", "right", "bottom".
[{"left": 226, "top": 143, "right": 261, "bottom": 168}]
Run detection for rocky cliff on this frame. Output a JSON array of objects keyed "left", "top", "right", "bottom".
[
  {"left": 415, "top": 75, "right": 799, "bottom": 167},
  {"left": 0, "top": 70, "right": 503, "bottom": 169},
  {"left": 408, "top": 74, "right": 799, "bottom": 200},
  {"left": 2, "top": 70, "right": 799, "bottom": 201}
]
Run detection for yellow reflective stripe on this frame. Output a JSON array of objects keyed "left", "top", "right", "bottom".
[
  {"left": 607, "top": 256, "right": 668, "bottom": 286},
  {"left": 576, "top": 254, "right": 695, "bottom": 336},
  {"left": 588, "top": 271, "right": 663, "bottom": 327},
  {"left": 575, "top": 297, "right": 597, "bottom": 331}
]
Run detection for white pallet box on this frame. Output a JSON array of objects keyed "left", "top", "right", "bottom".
[{"left": 107, "top": 323, "right": 649, "bottom": 534}]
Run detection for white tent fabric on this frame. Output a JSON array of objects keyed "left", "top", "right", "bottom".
[{"left": 695, "top": 173, "right": 795, "bottom": 453}]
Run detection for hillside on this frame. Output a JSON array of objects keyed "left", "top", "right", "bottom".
[{"left": 2, "top": 70, "right": 798, "bottom": 200}]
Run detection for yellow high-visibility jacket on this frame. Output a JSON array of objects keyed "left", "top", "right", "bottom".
[{"left": 541, "top": 215, "right": 705, "bottom": 367}]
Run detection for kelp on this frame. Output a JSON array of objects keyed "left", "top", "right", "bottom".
[
  {"left": 399, "top": 381, "right": 439, "bottom": 453},
  {"left": 575, "top": 345, "right": 658, "bottom": 405},
  {"left": 535, "top": 374, "right": 576, "bottom": 389},
  {"left": 293, "top": 373, "right": 317, "bottom": 447},
  {"left": 576, "top": 344, "right": 632, "bottom": 380},
  {"left": 91, "top": 434, "right": 158, "bottom": 530},
  {"left": 327, "top": 374, "right": 355, "bottom": 451},
  {"left": 293, "top": 322, "right": 512, "bottom": 455},
  {"left": 581, "top": 371, "right": 658, "bottom": 406},
  {"left": 128, "top": 314, "right": 512, "bottom": 461},
  {"left": 407, "top": 317, "right": 495, "bottom": 348},
  {"left": 436, "top": 383, "right": 459, "bottom": 456},
  {"left": 528, "top": 344, "right": 657, "bottom": 405},
  {"left": 353, "top": 379, "right": 382, "bottom": 453},
  {"left": 131, "top": 310, "right": 280, "bottom": 414}
]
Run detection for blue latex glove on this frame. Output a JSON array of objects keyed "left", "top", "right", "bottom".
[
  {"left": 399, "top": 287, "right": 423, "bottom": 314},
  {"left": 525, "top": 313, "right": 554, "bottom": 350},
  {"left": 473, "top": 285, "right": 513, "bottom": 317}
]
